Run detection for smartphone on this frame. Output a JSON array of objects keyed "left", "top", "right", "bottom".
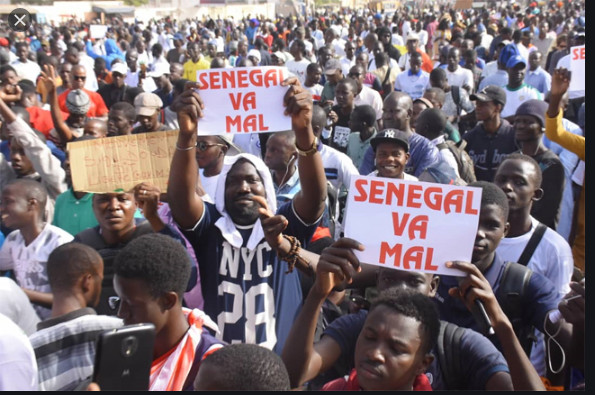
[{"left": 93, "top": 323, "right": 156, "bottom": 391}]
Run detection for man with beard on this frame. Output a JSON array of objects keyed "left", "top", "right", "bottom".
[{"left": 167, "top": 76, "right": 327, "bottom": 354}]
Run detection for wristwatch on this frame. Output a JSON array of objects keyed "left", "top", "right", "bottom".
[{"left": 296, "top": 137, "right": 318, "bottom": 157}]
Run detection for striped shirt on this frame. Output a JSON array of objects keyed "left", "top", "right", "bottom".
[{"left": 29, "top": 308, "right": 122, "bottom": 391}]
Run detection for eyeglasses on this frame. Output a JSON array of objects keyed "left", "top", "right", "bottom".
[
  {"left": 348, "top": 72, "right": 361, "bottom": 77},
  {"left": 196, "top": 141, "right": 226, "bottom": 151},
  {"left": 73, "top": 75, "right": 86, "bottom": 81},
  {"left": 108, "top": 296, "right": 120, "bottom": 311}
]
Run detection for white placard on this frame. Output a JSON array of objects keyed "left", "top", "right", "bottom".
[
  {"left": 344, "top": 176, "right": 483, "bottom": 276},
  {"left": 90, "top": 25, "right": 108, "bottom": 39},
  {"left": 195, "top": 66, "right": 292, "bottom": 135},
  {"left": 569, "top": 45, "right": 585, "bottom": 97}
]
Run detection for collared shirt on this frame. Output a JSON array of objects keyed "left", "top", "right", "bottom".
[
  {"left": 524, "top": 66, "right": 551, "bottom": 95},
  {"left": 183, "top": 57, "right": 210, "bottom": 82},
  {"left": 478, "top": 69, "right": 508, "bottom": 91},
  {"left": 394, "top": 68, "right": 430, "bottom": 99},
  {"left": 347, "top": 129, "right": 377, "bottom": 169},
  {"left": 52, "top": 189, "right": 98, "bottom": 236},
  {"left": 502, "top": 83, "right": 543, "bottom": 118},
  {"left": 272, "top": 167, "right": 301, "bottom": 207}
]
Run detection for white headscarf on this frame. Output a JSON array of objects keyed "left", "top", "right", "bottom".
[{"left": 213, "top": 153, "right": 277, "bottom": 251}]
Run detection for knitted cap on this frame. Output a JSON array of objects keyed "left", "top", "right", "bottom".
[
  {"left": 66, "top": 89, "right": 90, "bottom": 115},
  {"left": 515, "top": 99, "right": 548, "bottom": 128}
]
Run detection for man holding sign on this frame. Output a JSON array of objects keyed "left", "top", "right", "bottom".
[{"left": 168, "top": 75, "right": 327, "bottom": 354}]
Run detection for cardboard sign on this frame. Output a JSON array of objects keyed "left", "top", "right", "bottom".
[
  {"left": 453, "top": 0, "right": 473, "bottom": 9},
  {"left": 569, "top": 45, "right": 585, "bottom": 97},
  {"left": 344, "top": 176, "right": 483, "bottom": 276},
  {"left": 196, "top": 66, "right": 292, "bottom": 135},
  {"left": 67, "top": 130, "right": 178, "bottom": 193},
  {"left": 89, "top": 25, "right": 108, "bottom": 39}
]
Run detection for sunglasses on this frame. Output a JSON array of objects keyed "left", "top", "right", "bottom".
[
  {"left": 73, "top": 75, "right": 86, "bottom": 81},
  {"left": 196, "top": 141, "right": 226, "bottom": 151}
]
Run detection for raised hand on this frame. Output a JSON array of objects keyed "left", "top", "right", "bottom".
[
  {"left": 254, "top": 195, "right": 288, "bottom": 252},
  {"left": 39, "top": 64, "right": 57, "bottom": 94},
  {"left": 282, "top": 76, "right": 313, "bottom": 134},
  {"left": 170, "top": 81, "right": 204, "bottom": 136},
  {"left": 550, "top": 68, "right": 571, "bottom": 98},
  {"left": 314, "top": 238, "right": 364, "bottom": 297}
]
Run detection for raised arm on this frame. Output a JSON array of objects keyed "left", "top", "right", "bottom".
[
  {"left": 167, "top": 83, "right": 205, "bottom": 229},
  {"left": 281, "top": 238, "right": 364, "bottom": 388},
  {"left": 545, "top": 68, "right": 585, "bottom": 161},
  {"left": 283, "top": 77, "right": 327, "bottom": 223},
  {"left": 40, "top": 65, "right": 75, "bottom": 144},
  {"left": 446, "top": 261, "right": 546, "bottom": 391}
]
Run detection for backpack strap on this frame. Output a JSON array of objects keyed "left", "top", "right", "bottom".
[
  {"left": 436, "top": 141, "right": 448, "bottom": 151},
  {"left": 437, "top": 321, "right": 465, "bottom": 390},
  {"left": 382, "top": 66, "right": 392, "bottom": 85},
  {"left": 517, "top": 222, "right": 548, "bottom": 266},
  {"left": 496, "top": 262, "right": 536, "bottom": 356},
  {"left": 451, "top": 85, "right": 461, "bottom": 116}
]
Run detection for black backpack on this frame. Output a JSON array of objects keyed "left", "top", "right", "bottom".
[{"left": 436, "top": 139, "right": 477, "bottom": 184}]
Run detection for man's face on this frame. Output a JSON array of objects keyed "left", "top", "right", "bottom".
[
  {"left": 265, "top": 134, "right": 295, "bottom": 172},
  {"left": 114, "top": 275, "right": 167, "bottom": 332},
  {"left": 380, "top": 31, "right": 391, "bottom": 45},
  {"left": 377, "top": 269, "right": 437, "bottom": 296},
  {"left": 107, "top": 109, "right": 132, "bottom": 136},
  {"left": 92, "top": 192, "right": 137, "bottom": 233},
  {"left": 195, "top": 136, "right": 225, "bottom": 170},
  {"left": 135, "top": 41, "right": 145, "bottom": 54},
  {"left": 354, "top": 306, "right": 429, "bottom": 390},
  {"left": 335, "top": 82, "right": 355, "bottom": 108},
  {"left": 224, "top": 161, "right": 266, "bottom": 226},
  {"left": 447, "top": 48, "right": 460, "bottom": 72},
  {"left": 375, "top": 141, "right": 409, "bottom": 179},
  {"left": 136, "top": 111, "right": 160, "bottom": 133},
  {"left": 406, "top": 39, "right": 418, "bottom": 54},
  {"left": 188, "top": 44, "right": 201, "bottom": 62},
  {"left": 72, "top": 67, "right": 87, "bottom": 90},
  {"left": 17, "top": 45, "right": 28, "bottom": 62},
  {"left": 521, "top": 32, "right": 533, "bottom": 47},
  {"left": 169, "top": 64, "right": 183, "bottom": 82},
  {"left": 409, "top": 56, "right": 422, "bottom": 74},
  {"left": 423, "top": 91, "right": 441, "bottom": 109},
  {"left": 1, "top": 70, "right": 19, "bottom": 87},
  {"left": 493, "top": 159, "right": 540, "bottom": 212},
  {"left": 90, "top": 260, "right": 105, "bottom": 307},
  {"left": 84, "top": 120, "right": 107, "bottom": 138},
  {"left": 513, "top": 114, "right": 541, "bottom": 142},
  {"left": 207, "top": 44, "right": 217, "bottom": 58},
  {"left": 528, "top": 52, "right": 541, "bottom": 71},
  {"left": 345, "top": 42, "right": 355, "bottom": 59},
  {"left": 382, "top": 96, "right": 408, "bottom": 130},
  {"left": 126, "top": 53, "right": 138, "bottom": 72},
  {"left": 305, "top": 66, "right": 322, "bottom": 86},
  {"left": 474, "top": 100, "right": 499, "bottom": 122},
  {"left": 326, "top": 70, "right": 343, "bottom": 85},
  {"left": 507, "top": 63, "right": 525, "bottom": 86},
  {"left": 0, "top": 184, "right": 30, "bottom": 229},
  {"left": 9, "top": 139, "right": 34, "bottom": 176},
  {"left": 472, "top": 203, "right": 508, "bottom": 264},
  {"left": 411, "top": 102, "right": 428, "bottom": 128},
  {"left": 112, "top": 71, "right": 125, "bottom": 88}
]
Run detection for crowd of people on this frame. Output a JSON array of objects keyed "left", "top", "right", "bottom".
[{"left": 0, "top": 0, "right": 585, "bottom": 391}]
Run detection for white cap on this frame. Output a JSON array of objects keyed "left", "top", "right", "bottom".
[
  {"left": 247, "top": 49, "right": 261, "bottom": 63},
  {"left": 111, "top": 62, "right": 128, "bottom": 76},
  {"left": 149, "top": 62, "right": 171, "bottom": 78}
]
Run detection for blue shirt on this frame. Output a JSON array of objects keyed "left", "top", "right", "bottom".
[
  {"left": 182, "top": 201, "right": 319, "bottom": 354},
  {"left": 524, "top": 67, "right": 551, "bottom": 95},
  {"left": 324, "top": 310, "right": 510, "bottom": 390},
  {"left": 358, "top": 133, "right": 440, "bottom": 177},
  {"left": 478, "top": 69, "right": 508, "bottom": 91},
  {"left": 434, "top": 254, "right": 559, "bottom": 352}
]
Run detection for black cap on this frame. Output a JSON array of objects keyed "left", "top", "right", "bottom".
[
  {"left": 370, "top": 129, "right": 410, "bottom": 152},
  {"left": 470, "top": 85, "right": 507, "bottom": 107}
]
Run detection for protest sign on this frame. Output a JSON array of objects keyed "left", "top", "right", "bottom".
[
  {"left": 569, "top": 45, "right": 585, "bottom": 97},
  {"left": 344, "top": 176, "right": 482, "bottom": 276},
  {"left": 453, "top": 0, "right": 473, "bottom": 10},
  {"left": 90, "top": 25, "right": 108, "bottom": 39},
  {"left": 67, "top": 130, "right": 178, "bottom": 193},
  {"left": 195, "top": 66, "right": 292, "bottom": 135}
]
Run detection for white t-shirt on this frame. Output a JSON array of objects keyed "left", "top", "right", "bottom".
[
  {"left": 0, "top": 224, "right": 74, "bottom": 320},
  {"left": 445, "top": 66, "right": 474, "bottom": 91},
  {"left": 199, "top": 168, "right": 220, "bottom": 204},
  {"left": 394, "top": 69, "right": 430, "bottom": 99},
  {"left": 305, "top": 83, "right": 324, "bottom": 102},
  {"left": 0, "top": 278, "right": 40, "bottom": 336},
  {"left": 11, "top": 59, "right": 41, "bottom": 84},
  {"left": 0, "top": 313, "right": 38, "bottom": 391},
  {"left": 286, "top": 58, "right": 310, "bottom": 85},
  {"left": 501, "top": 83, "right": 543, "bottom": 118}
]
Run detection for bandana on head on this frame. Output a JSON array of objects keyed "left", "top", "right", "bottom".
[{"left": 214, "top": 153, "right": 277, "bottom": 251}]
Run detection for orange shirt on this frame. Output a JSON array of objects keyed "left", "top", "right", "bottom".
[{"left": 58, "top": 88, "right": 109, "bottom": 118}]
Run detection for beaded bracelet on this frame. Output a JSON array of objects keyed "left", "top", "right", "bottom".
[{"left": 277, "top": 235, "right": 311, "bottom": 274}]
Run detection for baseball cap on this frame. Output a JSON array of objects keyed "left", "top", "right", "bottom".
[
  {"left": 371, "top": 129, "right": 410, "bottom": 152},
  {"left": 506, "top": 54, "right": 527, "bottom": 69},
  {"left": 374, "top": 13, "right": 383, "bottom": 19},
  {"left": 323, "top": 58, "right": 341, "bottom": 74},
  {"left": 407, "top": 32, "right": 420, "bottom": 42},
  {"left": 470, "top": 85, "right": 507, "bottom": 107},
  {"left": 111, "top": 62, "right": 128, "bottom": 76},
  {"left": 173, "top": 33, "right": 184, "bottom": 41},
  {"left": 134, "top": 92, "right": 163, "bottom": 116},
  {"left": 148, "top": 62, "right": 170, "bottom": 78},
  {"left": 498, "top": 43, "right": 520, "bottom": 66}
]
